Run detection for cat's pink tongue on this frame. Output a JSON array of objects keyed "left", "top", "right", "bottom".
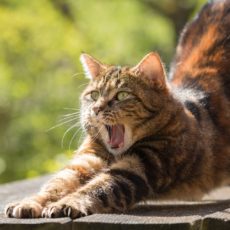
[{"left": 109, "top": 125, "right": 124, "bottom": 149}]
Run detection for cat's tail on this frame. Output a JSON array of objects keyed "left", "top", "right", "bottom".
[
  {"left": 170, "top": 0, "right": 230, "bottom": 98},
  {"left": 169, "top": 0, "right": 230, "bottom": 140}
]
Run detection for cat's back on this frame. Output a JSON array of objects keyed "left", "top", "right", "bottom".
[{"left": 169, "top": 0, "right": 230, "bottom": 141}]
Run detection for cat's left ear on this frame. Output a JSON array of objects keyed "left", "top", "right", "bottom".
[
  {"left": 131, "top": 52, "right": 167, "bottom": 89},
  {"left": 80, "top": 53, "right": 107, "bottom": 80}
]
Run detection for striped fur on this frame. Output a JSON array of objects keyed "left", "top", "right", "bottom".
[{"left": 5, "top": 0, "right": 230, "bottom": 219}]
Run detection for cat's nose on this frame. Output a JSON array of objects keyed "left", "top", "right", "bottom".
[{"left": 93, "top": 106, "right": 103, "bottom": 115}]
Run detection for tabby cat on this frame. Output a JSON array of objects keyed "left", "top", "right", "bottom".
[{"left": 5, "top": 0, "right": 230, "bottom": 219}]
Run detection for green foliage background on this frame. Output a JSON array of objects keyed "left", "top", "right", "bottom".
[{"left": 0, "top": 0, "right": 206, "bottom": 183}]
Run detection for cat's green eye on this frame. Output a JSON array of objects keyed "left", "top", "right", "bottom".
[
  {"left": 117, "top": 91, "right": 130, "bottom": 101},
  {"left": 91, "top": 91, "right": 100, "bottom": 101}
]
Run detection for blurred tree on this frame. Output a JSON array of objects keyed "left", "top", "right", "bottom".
[
  {"left": 50, "top": 0, "right": 75, "bottom": 21},
  {"left": 141, "top": 0, "right": 197, "bottom": 42}
]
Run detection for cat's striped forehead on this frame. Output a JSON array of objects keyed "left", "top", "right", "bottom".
[{"left": 90, "top": 66, "right": 132, "bottom": 92}]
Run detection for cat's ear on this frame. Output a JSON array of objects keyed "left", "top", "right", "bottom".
[
  {"left": 80, "top": 53, "right": 106, "bottom": 80},
  {"left": 131, "top": 52, "right": 167, "bottom": 89}
]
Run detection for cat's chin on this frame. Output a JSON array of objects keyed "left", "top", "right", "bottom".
[
  {"left": 106, "top": 141, "right": 132, "bottom": 156},
  {"left": 107, "top": 147, "right": 127, "bottom": 156}
]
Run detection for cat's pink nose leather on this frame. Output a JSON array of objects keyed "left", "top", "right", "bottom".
[{"left": 93, "top": 106, "right": 102, "bottom": 115}]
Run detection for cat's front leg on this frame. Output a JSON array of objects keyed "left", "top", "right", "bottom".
[
  {"left": 5, "top": 166, "right": 85, "bottom": 218},
  {"left": 5, "top": 150, "right": 106, "bottom": 218},
  {"left": 43, "top": 155, "right": 151, "bottom": 218}
]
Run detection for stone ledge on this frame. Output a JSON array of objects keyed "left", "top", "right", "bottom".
[{"left": 1, "top": 175, "right": 230, "bottom": 230}]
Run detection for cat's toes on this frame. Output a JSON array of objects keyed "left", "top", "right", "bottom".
[
  {"left": 42, "top": 205, "right": 64, "bottom": 218},
  {"left": 62, "top": 205, "right": 89, "bottom": 219},
  {"left": 5, "top": 202, "right": 18, "bottom": 218},
  {"left": 5, "top": 201, "right": 42, "bottom": 218},
  {"left": 43, "top": 201, "right": 91, "bottom": 219}
]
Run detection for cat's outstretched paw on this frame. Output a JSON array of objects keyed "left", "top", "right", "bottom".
[
  {"left": 42, "top": 196, "right": 93, "bottom": 219},
  {"left": 5, "top": 200, "right": 42, "bottom": 218}
]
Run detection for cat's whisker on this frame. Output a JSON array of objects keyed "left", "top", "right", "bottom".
[
  {"left": 58, "top": 113, "right": 80, "bottom": 121},
  {"left": 63, "top": 107, "right": 79, "bottom": 111},
  {"left": 62, "top": 111, "right": 81, "bottom": 117},
  {"left": 47, "top": 117, "right": 79, "bottom": 132},
  {"left": 58, "top": 111, "right": 82, "bottom": 122},
  {"left": 61, "top": 123, "right": 80, "bottom": 148},
  {"left": 58, "top": 117, "right": 80, "bottom": 124},
  {"left": 60, "top": 113, "right": 79, "bottom": 118},
  {"left": 76, "top": 82, "right": 89, "bottom": 87},
  {"left": 76, "top": 83, "right": 90, "bottom": 90},
  {"left": 68, "top": 126, "right": 82, "bottom": 150},
  {"left": 77, "top": 129, "right": 85, "bottom": 147},
  {"left": 90, "top": 125, "right": 103, "bottom": 143},
  {"left": 71, "top": 72, "right": 85, "bottom": 78},
  {"left": 59, "top": 110, "right": 81, "bottom": 120}
]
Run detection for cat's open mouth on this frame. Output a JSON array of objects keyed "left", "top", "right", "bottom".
[{"left": 105, "top": 124, "right": 125, "bottom": 149}]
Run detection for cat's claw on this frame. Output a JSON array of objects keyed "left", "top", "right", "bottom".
[
  {"left": 42, "top": 206, "right": 63, "bottom": 218},
  {"left": 62, "top": 205, "right": 87, "bottom": 218},
  {"left": 5, "top": 205, "right": 15, "bottom": 217},
  {"left": 63, "top": 205, "right": 87, "bottom": 218},
  {"left": 63, "top": 206, "right": 72, "bottom": 217},
  {"left": 5, "top": 201, "right": 42, "bottom": 218}
]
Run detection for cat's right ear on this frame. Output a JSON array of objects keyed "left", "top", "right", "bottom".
[{"left": 80, "top": 53, "right": 106, "bottom": 80}]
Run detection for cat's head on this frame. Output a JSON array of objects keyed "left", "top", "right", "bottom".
[{"left": 80, "top": 52, "right": 171, "bottom": 155}]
